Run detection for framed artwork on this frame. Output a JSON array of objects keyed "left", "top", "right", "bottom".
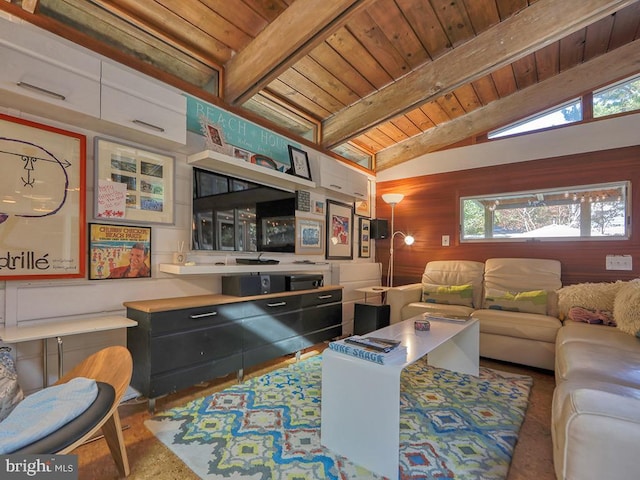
[
  {"left": 295, "top": 217, "right": 325, "bottom": 255},
  {"left": 199, "top": 115, "right": 228, "bottom": 153},
  {"left": 359, "top": 217, "right": 371, "bottom": 258},
  {"left": 355, "top": 199, "right": 371, "bottom": 217},
  {"left": 288, "top": 145, "right": 312, "bottom": 180},
  {"left": 94, "top": 138, "right": 175, "bottom": 224},
  {"left": 326, "top": 200, "right": 353, "bottom": 260},
  {"left": 0, "top": 113, "right": 86, "bottom": 280},
  {"left": 314, "top": 200, "right": 325, "bottom": 215},
  {"left": 88, "top": 223, "right": 151, "bottom": 280},
  {"left": 355, "top": 179, "right": 372, "bottom": 217},
  {"left": 232, "top": 146, "right": 252, "bottom": 162}
]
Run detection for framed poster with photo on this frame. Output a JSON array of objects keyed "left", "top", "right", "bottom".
[
  {"left": 88, "top": 223, "right": 151, "bottom": 280},
  {"left": 326, "top": 200, "right": 353, "bottom": 260},
  {"left": 94, "top": 138, "right": 175, "bottom": 224},
  {"left": 295, "top": 217, "right": 324, "bottom": 255},
  {"left": 0, "top": 113, "right": 86, "bottom": 280},
  {"left": 359, "top": 217, "right": 371, "bottom": 258}
]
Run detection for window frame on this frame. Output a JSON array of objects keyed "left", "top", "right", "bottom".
[
  {"left": 459, "top": 181, "right": 631, "bottom": 243},
  {"left": 488, "top": 98, "right": 582, "bottom": 139},
  {"left": 592, "top": 73, "right": 640, "bottom": 119}
]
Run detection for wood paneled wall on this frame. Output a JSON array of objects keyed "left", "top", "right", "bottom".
[{"left": 375, "top": 145, "right": 640, "bottom": 287}]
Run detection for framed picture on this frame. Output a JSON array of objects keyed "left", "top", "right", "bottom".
[
  {"left": 199, "top": 115, "right": 228, "bottom": 153},
  {"left": 232, "top": 146, "right": 252, "bottom": 162},
  {"left": 0, "top": 113, "right": 86, "bottom": 280},
  {"left": 295, "top": 217, "right": 325, "bottom": 255},
  {"left": 359, "top": 217, "right": 371, "bottom": 258},
  {"left": 88, "top": 223, "right": 152, "bottom": 280},
  {"left": 355, "top": 179, "right": 372, "bottom": 217},
  {"left": 326, "top": 200, "right": 353, "bottom": 260},
  {"left": 94, "top": 138, "right": 175, "bottom": 224},
  {"left": 288, "top": 145, "right": 312, "bottom": 180},
  {"left": 314, "top": 200, "right": 325, "bottom": 215},
  {"left": 355, "top": 199, "right": 371, "bottom": 217}
]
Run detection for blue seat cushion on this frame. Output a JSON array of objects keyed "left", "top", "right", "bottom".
[{"left": 9, "top": 381, "right": 114, "bottom": 454}]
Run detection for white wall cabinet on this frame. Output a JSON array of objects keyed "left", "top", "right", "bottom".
[
  {"left": 101, "top": 62, "right": 186, "bottom": 145},
  {"left": 312, "top": 152, "right": 369, "bottom": 200},
  {"left": 0, "top": 17, "right": 101, "bottom": 117},
  {"left": 0, "top": 17, "right": 186, "bottom": 146}
]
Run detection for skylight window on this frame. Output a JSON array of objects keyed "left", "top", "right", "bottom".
[
  {"left": 488, "top": 99, "right": 582, "bottom": 139},
  {"left": 242, "top": 92, "right": 318, "bottom": 142},
  {"left": 331, "top": 142, "right": 373, "bottom": 169},
  {"left": 593, "top": 74, "right": 640, "bottom": 118}
]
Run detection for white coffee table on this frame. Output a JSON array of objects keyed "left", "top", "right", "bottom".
[{"left": 320, "top": 316, "right": 479, "bottom": 480}]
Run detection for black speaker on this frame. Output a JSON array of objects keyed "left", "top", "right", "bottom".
[
  {"left": 222, "top": 275, "right": 263, "bottom": 296},
  {"left": 353, "top": 303, "right": 391, "bottom": 335},
  {"left": 269, "top": 275, "right": 286, "bottom": 293},
  {"left": 223, "top": 275, "right": 287, "bottom": 296},
  {"left": 370, "top": 219, "right": 389, "bottom": 239}
]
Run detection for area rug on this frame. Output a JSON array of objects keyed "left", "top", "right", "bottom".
[{"left": 145, "top": 355, "right": 532, "bottom": 479}]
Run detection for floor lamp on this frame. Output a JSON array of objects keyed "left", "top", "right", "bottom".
[{"left": 382, "top": 193, "right": 414, "bottom": 287}]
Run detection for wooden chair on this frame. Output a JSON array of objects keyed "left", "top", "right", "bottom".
[{"left": 12, "top": 346, "right": 133, "bottom": 476}]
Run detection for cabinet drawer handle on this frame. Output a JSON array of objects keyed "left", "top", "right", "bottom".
[
  {"left": 317, "top": 294, "right": 333, "bottom": 299},
  {"left": 329, "top": 184, "right": 343, "bottom": 190},
  {"left": 17, "top": 81, "right": 66, "bottom": 101},
  {"left": 267, "top": 301, "right": 287, "bottom": 307},
  {"left": 189, "top": 311, "right": 218, "bottom": 319},
  {"left": 354, "top": 192, "right": 365, "bottom": 197},
  {"left": 132, "top": 119, "right": 165, "bottom": 133}
]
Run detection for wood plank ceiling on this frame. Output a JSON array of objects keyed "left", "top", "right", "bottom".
[{"left": 2, "top": 0, "right": 639, "bottom": 171}]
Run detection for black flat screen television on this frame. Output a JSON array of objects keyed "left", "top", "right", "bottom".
[{"left": 192, "top": 167, "right": 296, "bottom": 253}]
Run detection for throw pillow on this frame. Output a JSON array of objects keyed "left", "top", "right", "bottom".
[
  {"left": 557, "top": 281, "right": 627, "bottom": 320},
  {"left": 568, "top": 306, "right": 616, "bottom": 326},
  {"left": 421, "top": 283, "right": 474, "bottom": 308},
  {"left": 484, "top": 289, "right": 548, "bottom": 315},
  {"left": 613, "top": 281, "right": 640, "bottom": 336},
  {"left": 0, "top": 349, "right": 24, "bottom": 422}
]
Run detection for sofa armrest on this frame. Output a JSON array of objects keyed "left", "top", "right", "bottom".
[
  {"left": 387, "top": 283, "right": 422, "bottom": 324},
  {"left": 554, "top": 385, "right": 640, "bottom": 480}
]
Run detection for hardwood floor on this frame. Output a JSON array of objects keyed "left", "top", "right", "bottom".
[{"left": 76, "top": 346, "right": 557, "bottom": 480}]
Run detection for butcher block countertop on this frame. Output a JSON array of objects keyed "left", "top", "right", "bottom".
[{"left": 123, "top": 285, "right": 343, "bottom": 313}]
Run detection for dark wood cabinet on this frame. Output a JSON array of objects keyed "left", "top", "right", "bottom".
[{"left": 124, "top": 286, "right": 342, "bottom": 404}]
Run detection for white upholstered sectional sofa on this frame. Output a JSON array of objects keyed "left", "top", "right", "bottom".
[
  {"left": 387, "top": 259, "right": 640, "bottom": 479},
  {"left": 552, "top": 280, "right": 640, "bottom": 480},
  {"left": 387, "top": 257, "right": 562, "bottom": 370}
]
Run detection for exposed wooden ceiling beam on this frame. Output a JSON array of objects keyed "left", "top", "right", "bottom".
[
  {"left": 88, "top": 0, "right": 225, "bottom": 71},
  {"left": 322, "top": 0, "right": 639, "bottom": 149},
  {"left": 224, "top": 0, "right": 376, "bottom": 106},
  {"left": 376, "top": 38, "right": 640, "bottom": 171}
]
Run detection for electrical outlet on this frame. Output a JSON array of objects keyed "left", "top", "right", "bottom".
[
  {"left": 605, "top": 254, "right": 633, "bottom": 271},
  {"left": 442, "top": 235, "right": 450, "bottom": 247}
]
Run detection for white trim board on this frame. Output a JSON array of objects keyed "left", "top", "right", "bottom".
[{"left": 377, "top": 113, "right": 640, "bottom": 182}]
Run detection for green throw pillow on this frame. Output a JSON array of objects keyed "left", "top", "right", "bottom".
[
  {"left": 484, "top": 289, "right": 548, "bottom": 315},
  {"left": 422, "top": 283, "right": 474, "bottom": 308}
]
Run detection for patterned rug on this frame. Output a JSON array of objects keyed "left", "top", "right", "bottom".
[{"left": 145, "top": 355, "right": 532, "bottom": 479}]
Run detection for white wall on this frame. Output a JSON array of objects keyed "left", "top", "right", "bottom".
[{"left": 377, "top": 113, "right": 640, "bottom": 181}]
